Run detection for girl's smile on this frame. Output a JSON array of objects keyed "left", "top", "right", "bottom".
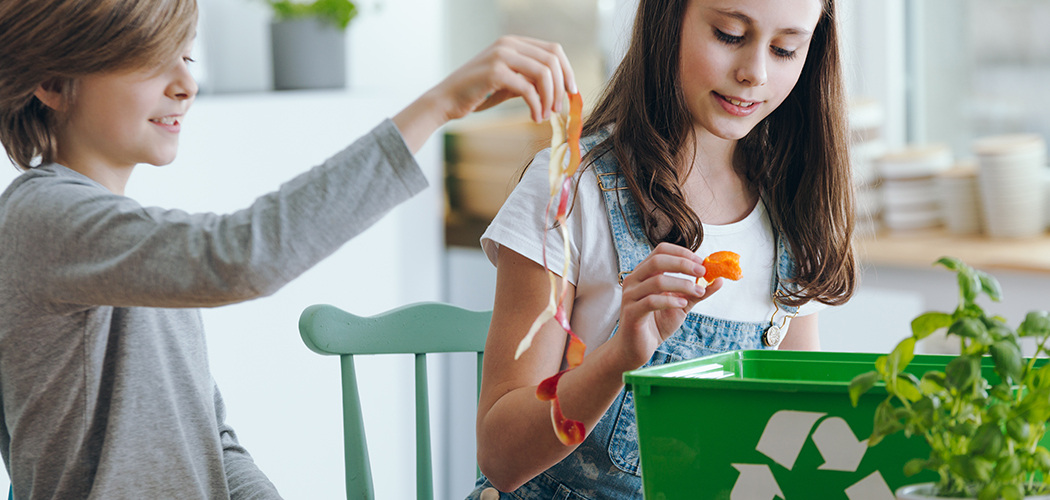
[{"left": 714, "top": 92, "right": 762, "bottom": 117}]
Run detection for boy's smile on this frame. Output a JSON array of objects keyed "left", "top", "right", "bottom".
[{"left": 39, "top": 41, "right": 197, "bottom": 194}]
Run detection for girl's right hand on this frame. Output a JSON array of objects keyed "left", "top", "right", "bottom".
[{"left": 612, "top": 242, "right": 722, "bottom": 370}]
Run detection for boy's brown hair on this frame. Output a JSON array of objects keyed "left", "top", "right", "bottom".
[{"left": 0, "top": 0, "right": 198, "bottom": 170}]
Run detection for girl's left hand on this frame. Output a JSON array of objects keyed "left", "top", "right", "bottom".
[{"left": 611, "top": 242, "right": 723, "bottom": 370}]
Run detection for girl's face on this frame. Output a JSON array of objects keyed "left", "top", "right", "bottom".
[
  {"left": 678, "top": 0, "right": 822, "bottom": 142},
  {"left": 55, "top": 40, "right": 197, "bottom": 180}
]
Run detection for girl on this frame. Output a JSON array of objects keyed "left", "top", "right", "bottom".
[
  {"left": 470, "top": 0, "right": 854, "bottom": 497},
  {"left": 0, "top": 0, "right": 576, "bottom": 498}
]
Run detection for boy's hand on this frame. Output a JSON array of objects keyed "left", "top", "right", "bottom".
[
  {"left": 436, "top": 35, "right": 578, "bottom": 123},
  {"left": 393, "top": 36, "right": 577, "bottom": 153}
]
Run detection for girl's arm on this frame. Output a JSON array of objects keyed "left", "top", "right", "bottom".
[
  {"left": 778, "top": 313, "right": 821, "bottom": 350},
  {"left": 393, "top": 36, "right": 577, "bottom": 154},
  {"left": 476, "top": 244, "right": 716, "bottom": 492}
]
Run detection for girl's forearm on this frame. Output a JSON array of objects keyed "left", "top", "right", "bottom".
[{"left": 476, "top": 341, "right": 636, "bottom": 491}]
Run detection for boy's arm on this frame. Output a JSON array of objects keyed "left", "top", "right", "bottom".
[
  {"left": 12, "top": 120, "right": 424, "bottom": 309},
  {"left": 214, "top": 385, "right": 284, "bottom": 500}
]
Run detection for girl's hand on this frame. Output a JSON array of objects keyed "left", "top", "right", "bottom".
[
  {"left": 612, "top": 242, "right": 722, "bottom": 369},
  {"left": 393, "top": 36, "right": 577, "bottom": 153}
]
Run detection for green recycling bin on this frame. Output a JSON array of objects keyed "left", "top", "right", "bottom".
[{"left": 623, "top": 349, "right": 1049, "bottom": 500}]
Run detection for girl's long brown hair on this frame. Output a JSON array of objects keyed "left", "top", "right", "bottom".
[
  {"left": 581, "top": 0, "right": 855, "bottom": 306},
  {"left": 0, "top": 0, "right": 198, "bottom": 171}
]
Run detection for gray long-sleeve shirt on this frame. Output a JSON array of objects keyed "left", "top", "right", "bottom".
[{"left": 0, "top": 119, "right": 427, "bottom": 499}]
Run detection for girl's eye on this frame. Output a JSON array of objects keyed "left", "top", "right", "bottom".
[
  {"left": 714, "top": 29, "right": 744, "bottom": 45},
  {"left": 183, "top": 56, "right": 196, "bottom": 64},
  {"left": 771, "top": 46, "right": 798, "bottom": 60}
]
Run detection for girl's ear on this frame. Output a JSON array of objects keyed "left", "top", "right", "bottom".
[{"left": 33, "top": 78, "right": 68, "bottom": 112}]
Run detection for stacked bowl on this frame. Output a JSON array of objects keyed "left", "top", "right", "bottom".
[
  {"left": 876, "top": 145, "right": 953, "bottom": 232},
  {"left": 973, "top": 134, "right": 1047, "bottom": 238},
  {"left": 937, "top": 161, "right": 982, "bottom": 235}
]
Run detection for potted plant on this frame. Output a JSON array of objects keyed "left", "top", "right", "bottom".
[
  {"left": 266, "top": 0, "right": 358, "bottom": 90},
  {"left": 849, "top": 257, "right": 1050, "bottom": 499}
]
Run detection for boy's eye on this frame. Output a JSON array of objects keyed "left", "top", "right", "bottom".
[{"left": 714, "top": 28, "right": 744, "bottom": 45}]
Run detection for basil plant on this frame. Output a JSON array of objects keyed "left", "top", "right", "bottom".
[{"left": 849, "top": 257, "right": 1050, "bottom": 500}]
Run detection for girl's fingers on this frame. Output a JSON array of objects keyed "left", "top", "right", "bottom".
[
  {"left": 621, "top": 273, "right": 705, "bottom": 304},
  {"left": 624, "top": 251, "right": 705, "bottom": 286}
]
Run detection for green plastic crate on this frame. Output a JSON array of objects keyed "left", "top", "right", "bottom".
[{"left": 623, "top": 349, "right": 1048, "bottom": 500}]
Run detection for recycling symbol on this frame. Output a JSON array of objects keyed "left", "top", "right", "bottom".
[{"left": 730, "top": 410, "right": 895, "bottom": 500}]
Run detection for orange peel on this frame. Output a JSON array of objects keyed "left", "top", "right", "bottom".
[{"left": 698, "top": 251, "right": 742, "bottom": 285}]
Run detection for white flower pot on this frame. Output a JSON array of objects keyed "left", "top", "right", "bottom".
[{"left": 896, "top": 483, "right": 1050, "bottom": 500}]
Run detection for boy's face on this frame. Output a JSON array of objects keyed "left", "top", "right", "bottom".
[
  {"left": 56, "top": 40, "right": 197, "bottom": 179},
  {"left": 678, "top": 0, "right": 822, "bottom": 142}
]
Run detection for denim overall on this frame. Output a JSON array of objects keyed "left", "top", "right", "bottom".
[{"left": 468, "top": 135, "right": 800, "bottom": 499}]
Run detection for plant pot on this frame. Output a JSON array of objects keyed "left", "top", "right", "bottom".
[
  {"left": 270, "top": 17, "right": 346, "bottom": 90},
  {"left": 896, "top": 483, "right": 1050, "bottom": 500}
]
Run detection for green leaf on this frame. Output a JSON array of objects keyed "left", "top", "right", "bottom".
[
  {"left": 888, "top": 338, "right": 916, "bottom": 376},
  {"left": 945, "top": 355, "right": 980, "bottom": 392},
  {"left": 1019, "top": 311, "right": 1050, "bottom": 338},
  {"left": 911, "top": 312, "right": 953, "bottom": 340},
  {"left": 990, "top": 339, "right": 1023, "bottom": 384},
  {"left": 936, "top": 256, "right": 965, "bottom": 271},
  {"left": 1006, "top": 418, "right": 1030, "bottom": 443},
  {"left": 903, "top": 457, "right": 926, "bottom": 476},
  {"left": 873, "top": 399, "right": 904, "bottom": 439},
  {"left": 996, "top": 454, "right": 1022, "bottom": 478},
  {"left": 874, "top": 354, "right": 888, "bottom": 378},
  {"left": 849, "top": 371, "right": 879, "bottom": 407},
  {"left": 268, "top": 0, "right": 358, "bottom": 30},
  {"left": 987, "top": 403, "right": 1009, "bottom": 423},
  {"left": 969, "top": 423, "right": 1004, "bottom": 458},
  {"left": 958, "top": 269, "right": 981, "bottom": 303},
  {"left": 949, "top": 317, "right": 986, "bottom": 340},
  {"left": 976, "top": 270, "right": 1003, "bottom": 302},
  {"left": 1030, "top": 364, "right": 1050, "bottom": 392},
  {"left": 895, "top": 373, "right": 923, "bottom": 402},
  {"left": 920, "top": 372, "right": 947, "bottom": 395},
  {"left": 1000, "top": 484, "right": 1024, "bottom": 500}
]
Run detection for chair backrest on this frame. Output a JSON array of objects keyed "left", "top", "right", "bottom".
[{"left": 298, "top": 302, "right": 492, "bottom": 500}]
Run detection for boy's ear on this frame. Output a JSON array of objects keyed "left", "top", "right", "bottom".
[{"left": 33, "top": 78, "right": 68, "bottom": 112}]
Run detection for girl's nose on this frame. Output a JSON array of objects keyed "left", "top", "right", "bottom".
[{"left": 735, "top": 48, "right": 768, "bottom": 88}]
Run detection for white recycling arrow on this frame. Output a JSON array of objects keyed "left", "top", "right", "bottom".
[
  {"left": 756, "top": 410, "right": 825, "bottom": 470},
  {"left": 844, "top": 471, "right": 895, "bottom": 500},
  {"left": 812, "top": 417, "right": 869, "bottom": 472},
  {"left": 730, "top": 464, "right": 784, "bottom": 500}
]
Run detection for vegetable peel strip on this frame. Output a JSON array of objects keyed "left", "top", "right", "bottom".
[{"left": 515, "top": 93, "right": 587, "bottom": 446}]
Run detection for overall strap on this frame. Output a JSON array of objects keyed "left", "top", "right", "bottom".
[
  {"left": 771, "top": 230, "right": 801, "bottom": 315},
  {"left": 588, "top": 136, "right": 653, "bottom": 287}
]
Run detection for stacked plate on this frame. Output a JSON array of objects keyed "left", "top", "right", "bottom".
[
  {"left": 849, "top": 99, "right": 887, "bottom": 237},
  {"left": 937, "top": 162, "right": 982, "bottom": 235},
  {"left": 974, "top": 134, "right": 1047, "bottom": 238},
  {"left": 876, "top": 145, "right": 952, "bottom": 232}
]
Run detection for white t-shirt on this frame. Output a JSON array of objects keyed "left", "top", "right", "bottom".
[{"left": 481, "top": 148, "right": 823, "bottom": 349}]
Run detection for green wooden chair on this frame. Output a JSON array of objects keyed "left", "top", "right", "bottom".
[{"left": 298, "top": 302, "right": 492, "bottom": 500}]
